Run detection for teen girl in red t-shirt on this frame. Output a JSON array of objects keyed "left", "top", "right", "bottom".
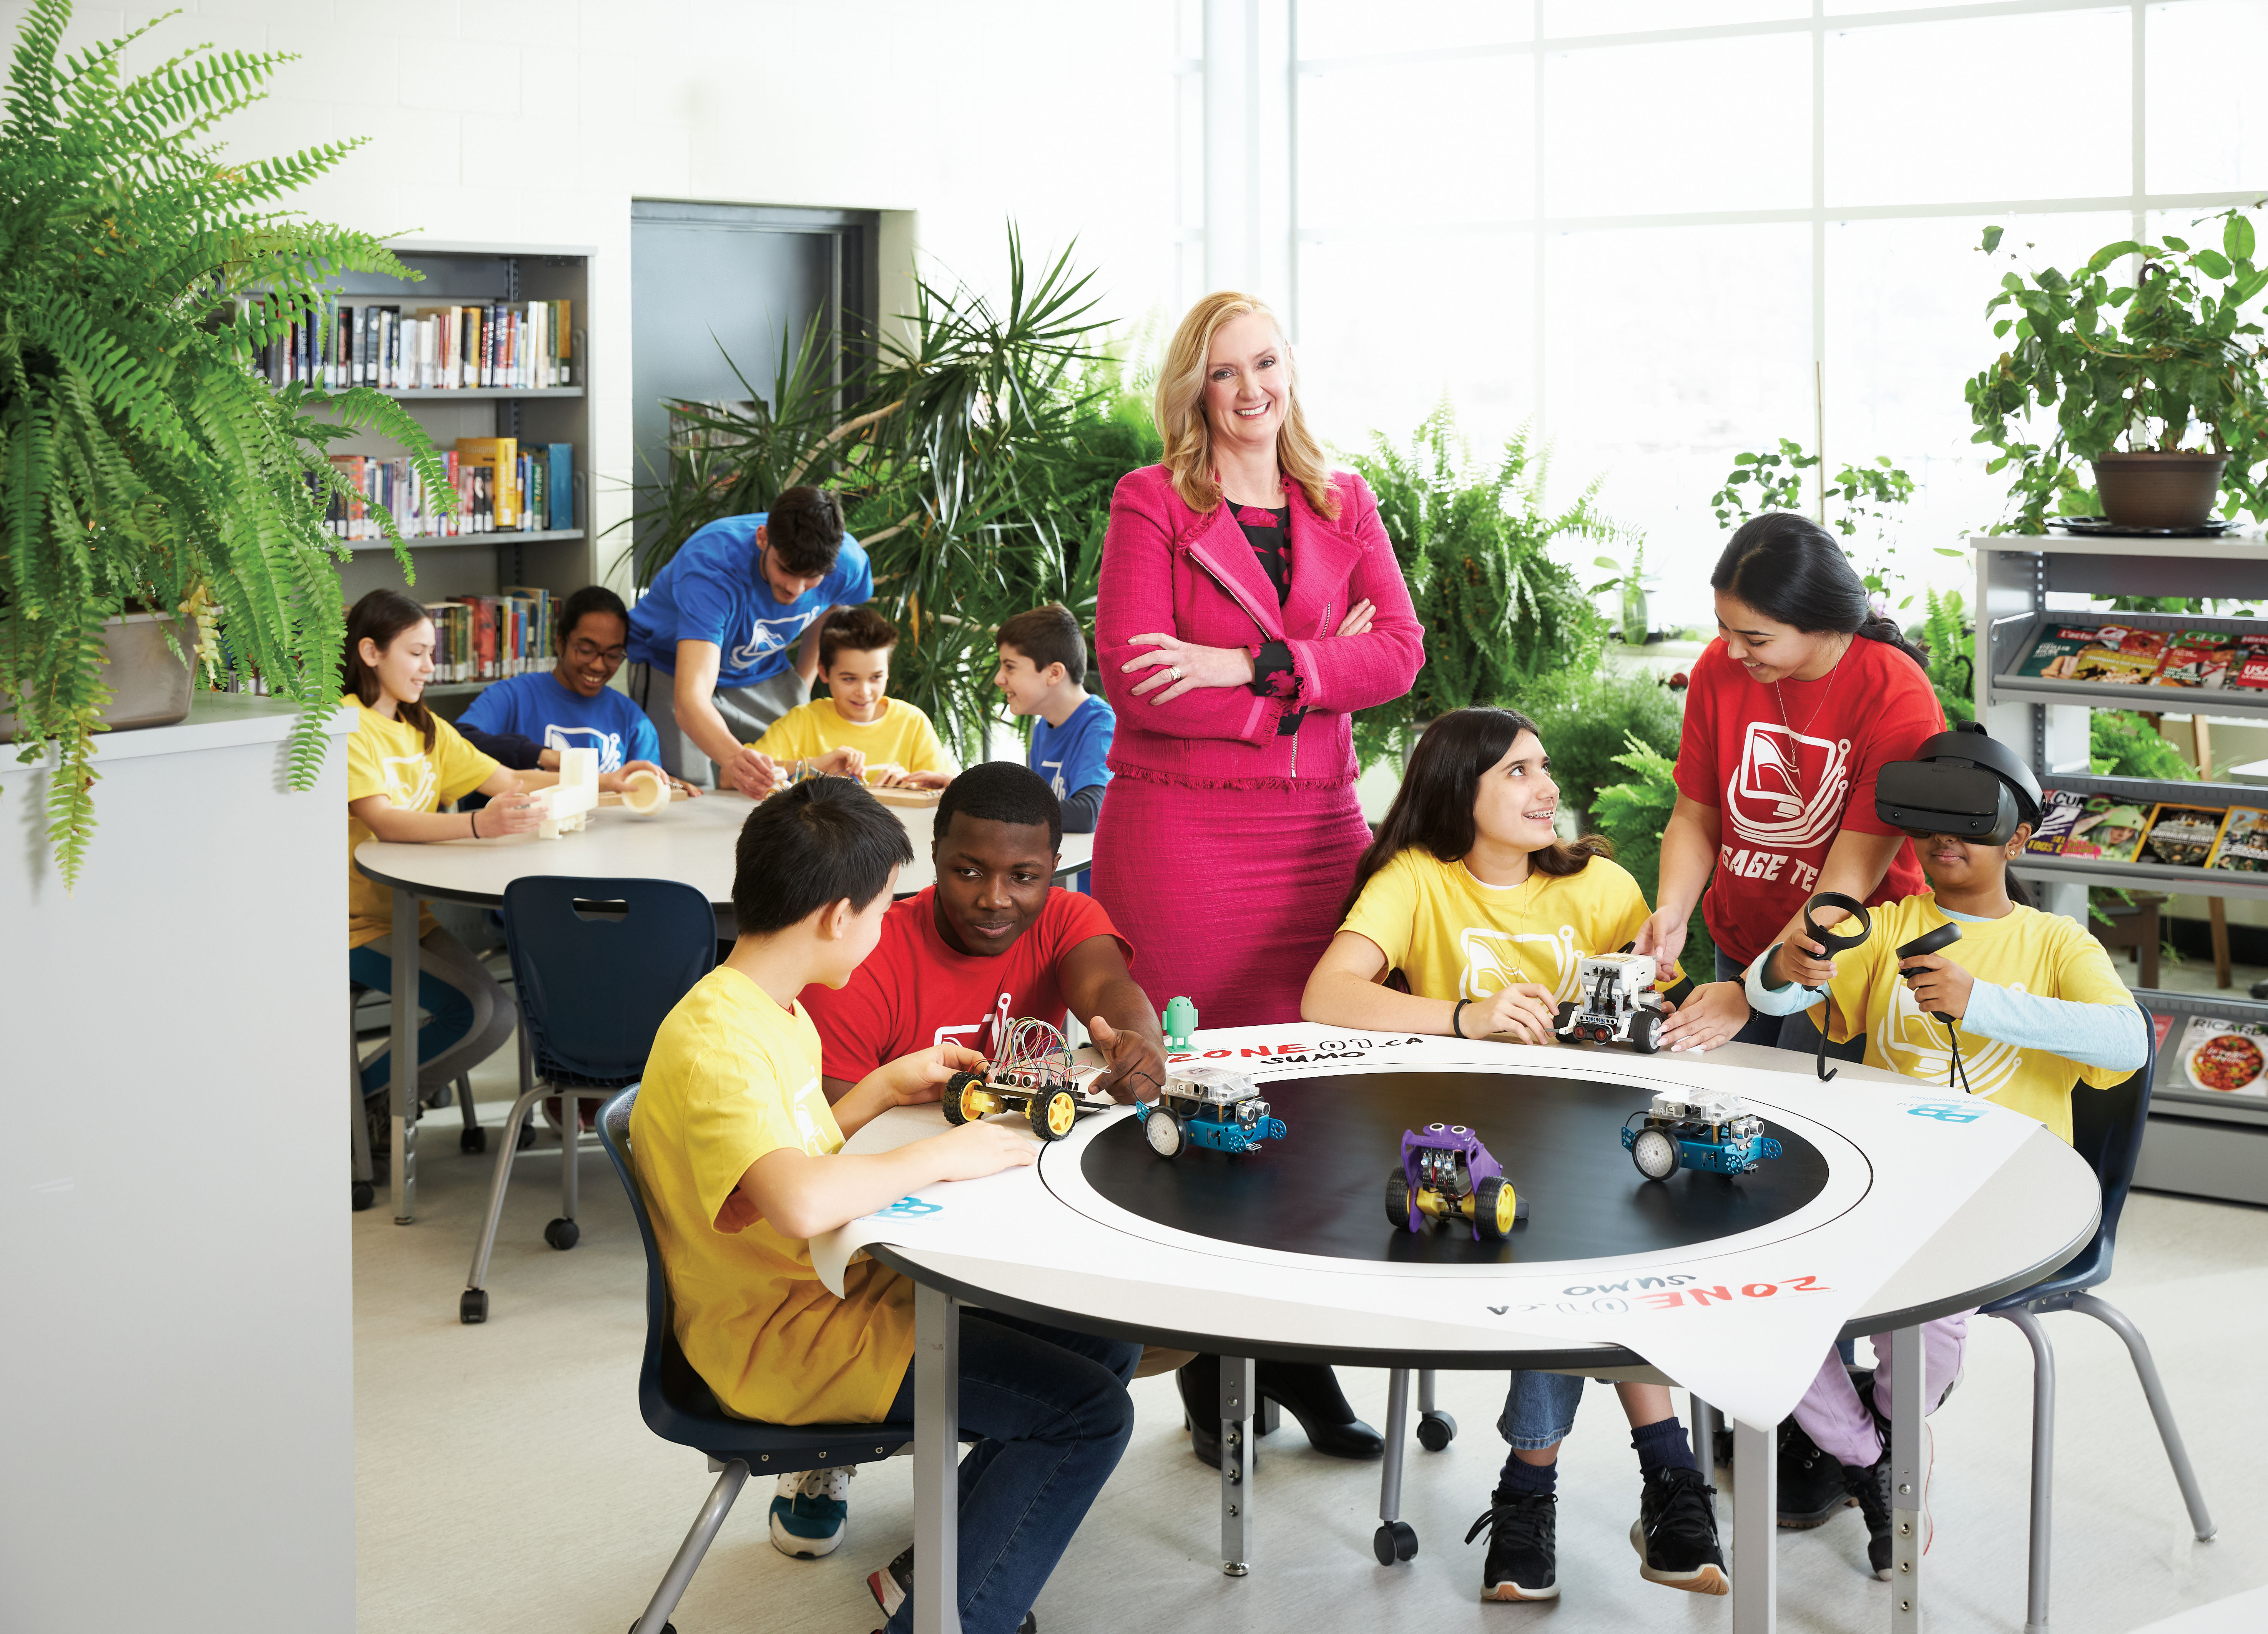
[{"left": 1633, "top": 513, "right": 1946, "bottom": 1047}]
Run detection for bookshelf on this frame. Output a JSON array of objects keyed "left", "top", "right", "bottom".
[
  {"left": 1971, "top": 532, "right": 2268, "bottom": 1202},
  {"left": 321, "top": 241, "right": 596, "bottom": 714}
]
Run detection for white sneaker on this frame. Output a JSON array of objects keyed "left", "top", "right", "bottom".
[{"left": 769, "top": 1465, "right": 855, "bottom": 1559}]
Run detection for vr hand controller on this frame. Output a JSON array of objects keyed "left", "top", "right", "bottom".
[
  {"left": 1896, "top": 920, "right": 1973, "bottom": 1094},
  {"left": 1798, "top": 893, "right": 1873, "bottom": 1082}
]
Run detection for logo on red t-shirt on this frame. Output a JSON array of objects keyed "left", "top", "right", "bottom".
[
  {"left": 1725, "top": 722, "right": 1850, "bottom": 850},
  {"left": 932, "top": 990, "right": 1014, "bottom": 1057}
]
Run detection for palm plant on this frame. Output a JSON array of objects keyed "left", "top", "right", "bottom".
[
  {"left": 1344, "top": 406, "right": 1614, "bottom": 767},
  {"left": 1, "top": 0, "right": 439, "bottom": 885},
  {"left": 621, "top": 229, "right": 1141, "bottom": 759}
]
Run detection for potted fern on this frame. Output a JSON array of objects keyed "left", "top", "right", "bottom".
[
  {"left": 0, "top": 0, "right": 442, "bottom": 886},
  {"left": 1966, "top": 210, "right": 2268, "bottom": 532}
]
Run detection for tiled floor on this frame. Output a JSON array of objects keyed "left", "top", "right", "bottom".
[{"left": 353, "top": 1047, "right": 2267, "bottom": 1634}]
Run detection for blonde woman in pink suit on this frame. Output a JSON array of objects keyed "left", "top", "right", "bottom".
[{"left": 1095, "top": 291, "right": 1424, "bottom": 1466}]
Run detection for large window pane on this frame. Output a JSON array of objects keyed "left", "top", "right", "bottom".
[
  {"left": 1300, "top": 58, "right": 1534, "bottom": 225},
  {"left": 1827, "top": 9, "right": 2130, "bottom": 206},
  {"left": 1826, "top": 211, "right": 2133, "bottom": 582},
  {"left": 1544, "top": 1, "right": 1808, "bottom": 36},
  {"left": 1296, "top": 0, "right": 1529, "bottom": 60},
  {"left": 1297, "top": 231, "right": 1537, "bottom": 459},
  {"left": 1543, "top": 223, "right": 1813, "bottom": 627},
  {"left": 2147, "top": 1, "right": 2268, "bottom": 194},
  {"left": 1546, "top": 33, "right": 1809, "bottom": 216}
]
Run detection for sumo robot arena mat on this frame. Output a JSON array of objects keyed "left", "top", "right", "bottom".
[{"left": 1077, "top": 1069, "right": 1828, "bottom": 1267}]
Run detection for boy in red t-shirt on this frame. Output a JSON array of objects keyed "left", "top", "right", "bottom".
[{"left": 778, "top": 763, "right": 1167, "bottom": 1576}]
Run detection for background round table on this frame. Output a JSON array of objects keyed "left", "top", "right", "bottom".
[
  {"left": 353, "top": 790, "right": 1094, "bottom": 1224},
  {"left": 849, "top": 1036, "right": 2098, "bottom": 1634}
]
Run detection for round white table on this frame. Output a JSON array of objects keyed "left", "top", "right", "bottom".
[
  {"left": 828, "top": 1031, "right": 2099, "bottom": 1634},
  {"left": 353, "top": 791, "right": 1095, "bottom": 1223}
]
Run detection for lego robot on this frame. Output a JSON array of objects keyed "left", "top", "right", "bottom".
[
  {"left": 1554, "top": 952, "right": 1666, "bottom": 1053},
  {"left": 1134, "top": 1063, "right": 1285, "bottom": 1158},
  {"left": 941, "top": 1017, "right": 1088, "bottom": 1142},
  {"left": 1621, "top": 1088, "right": 1783, "bottom": 1179},
  {"left": 1385, "top": 1123, "right": 1527, "bottom": 1241}
]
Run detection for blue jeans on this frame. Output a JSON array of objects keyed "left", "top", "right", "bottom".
[
  {"left": 347, "top": 931, "right": 517, "bottom": 1096},
  {"left": 1499, "top": 1368, "right": 1588, "bottom": 1451},
  {"left": 881, "top": 1309, "right": 1139, "bottom": 1634}
]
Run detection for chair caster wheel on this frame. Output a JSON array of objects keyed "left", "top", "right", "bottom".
[
  {"left": 516, "top": 1120, "right": 537, "bottom": 1151},
  {"left": 351, "top": 1181, "right": 375, "bottom": 1212},
  {"left": 460, "top": 1289, "right": 487, "bottom": 1324},
  {"left": 460, "top": 1126, "right": 487, "bottom": 1154},
  {"left": 545, "top": 1218, "right": 580, "bottom": 1251},
  {"left": 628, "top": 1622, "right": 677, "bottom": 1634},
  {"left": 1417, "top": 1410, "right": 1457, "bottom": 1451},
  {"left": 1372, "top": 1520, "right": 1419, "bottom": 1564}
]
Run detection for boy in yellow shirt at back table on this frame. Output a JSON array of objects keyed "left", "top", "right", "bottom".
[
  {"left": 628, "top": 778, "right": 1136, "bottom": 1634},
  {"left": 754, "top": 606, "right": 955, "bottom": 789}
]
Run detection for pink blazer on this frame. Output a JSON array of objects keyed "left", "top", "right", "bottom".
[{"left": 1095, "top": 464, "right": 1425, "bottom": 789}]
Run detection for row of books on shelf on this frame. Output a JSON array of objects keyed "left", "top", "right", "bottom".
[
  {"left": 2014, "top": 624, "right": 2268, "bottom": 690},
  {"left": 254, "top": 297, "right": 572, "bottom": 391},
  {"left": 2026, "top": 791, "right": 2268, "bottom": 871},
  {"left": 424, "top": 590, "right": 558, "bottom": 682},
  {"left": 323, "top": 439, "right": 572, "bottom": 538},
  {"left": 2153, "top": 1012, "right": 2268, "bottom": 1098}
]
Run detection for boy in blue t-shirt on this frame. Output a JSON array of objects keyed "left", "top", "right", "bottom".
[
  {"left": 994, "top": 604, "right": 1113, "bottom": 833},
  {"left": 623, "top": 485, "right": 873, "bottom": 795},
  {"left": 458, "top": 585, "right": 668, "bottom": 775}
]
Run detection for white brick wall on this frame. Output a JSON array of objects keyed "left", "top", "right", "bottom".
[{"left": 4, "top": 0, "right": 1186, "bottom": 548}]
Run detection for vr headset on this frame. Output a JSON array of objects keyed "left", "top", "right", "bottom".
[{"left": 1874, "top": 722, "right": 2043, "bottom": 848}]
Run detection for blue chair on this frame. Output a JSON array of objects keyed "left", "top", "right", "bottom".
[
  {"left": 1981, "top": 1012, "right": 2216, "bottom": 1632},
  {"left": 460, "top": 877, "right": 715, "bottom": 1324},
  {"left": 598, "top": 1085, "right": 923, "bottom": 1634}
]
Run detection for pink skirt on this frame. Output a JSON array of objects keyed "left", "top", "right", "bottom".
[{"left": 1093, "top": 774, "right": 1372, "bottom": 1029}]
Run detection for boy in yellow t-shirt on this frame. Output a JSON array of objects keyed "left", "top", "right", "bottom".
[
  {"left": 753, "top": 606, "right": 954, "bottom": 790},
  {"left": 1304, "top": 708, "right": 1744, "bottom": 1604},
  {"left": 1744, "top": 723, "right": 2147, "bottom": 1579},
  {"left": 627, "top": 779, "right": 1136, "bottom": 1628}
]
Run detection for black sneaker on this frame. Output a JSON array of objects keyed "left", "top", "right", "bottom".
[
  {"left": 1464, "top": 1494, "right": 1558, "bottom": 1602},
  {"left": 867, "top": 1547, "right": 1035, "bottom": 1633},
  {"left": 1777, "top": 1418, "right": 1854, "bottom": 1529},
  {"left": 1630, "top": 1465, "right": 1729, "bottom": 1595},
  {"left": 1843, "top": 1456, "right": 1895, "bottom": 1579}
]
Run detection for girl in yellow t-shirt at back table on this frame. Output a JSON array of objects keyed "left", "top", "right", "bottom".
[
  {"left": 343, "top": 589, "right": 647, "bottom": 1105},
  {"left": 1300, "top": 707, "right": 1754, "bottom": 1606}
]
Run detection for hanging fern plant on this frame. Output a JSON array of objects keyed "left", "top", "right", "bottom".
[{"left": 1, "top": 0, "right": 443, "bottom": 886}]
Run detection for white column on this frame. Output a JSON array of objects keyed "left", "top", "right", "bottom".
[{"left": 1202, "top": 0, "right": 1294, "bottom": 306}]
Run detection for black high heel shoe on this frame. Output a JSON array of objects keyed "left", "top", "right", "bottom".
[{"left": 1176, "top": 1357, "right": 1383, "bottom": 1465}]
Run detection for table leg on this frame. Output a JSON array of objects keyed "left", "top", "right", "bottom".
[
  {"left": 1891, "top": 1325, "right": 1924, "bottom": 1633},
  {"left": 914, "top": 1282, "right": 961, "bottom": 1634},
  {"left": 390, "top": 888, "right": 419, "bottom": 1224},
  {"left": 1220, "top": 1355, "right": 1254, "bottom": 1576},
  {"left": 1732, "top": 1416, "right": 1776, "bottom": 1634}
]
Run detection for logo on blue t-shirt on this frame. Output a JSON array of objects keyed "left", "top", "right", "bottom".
[
  {"left": 545, "top": 722, "right": 627, "bottom": 771},
  {"left": 1030, "top": 696, "right": 1115, "bottom": 800}
]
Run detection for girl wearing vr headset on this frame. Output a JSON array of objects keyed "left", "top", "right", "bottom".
[
  {"left": 1302, "top": 707, "right": 1752, "bottom": 1604},
  {"left": 1741, "top": 721, "right": 2148, "bottom": 1579}
]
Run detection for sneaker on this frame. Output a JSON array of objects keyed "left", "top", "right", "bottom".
[
  {"left": 1861, "top": 1399, "right": 1936, "bottom": 1560},
  {"left": 1464, "top": 1494, "right": 1558, "bottom": 1601},
  {"left": 1777, "top": 1418, "right": 1854, "bottom": 1529},
  {"left": 867, "top": 1548, "right": 1035, "bottom": 1632},
  {"left": 1630, "top": 1465, "right": 1729, "bottom": 1595},
  {"left": 769, "top": 1465, "right": 854, "bottom": 1559},
  {"left": 1843, "top": 1455, "right": 1895, "bottom": 1579}
]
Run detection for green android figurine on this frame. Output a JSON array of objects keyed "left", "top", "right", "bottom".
[{"left": 1164, "top": 995, "right": 1198, "bottom": 1051}]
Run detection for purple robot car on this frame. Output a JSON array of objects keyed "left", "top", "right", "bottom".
[{"left": 1385, "top": 1122, "right": 1528, "bottom": 1242}]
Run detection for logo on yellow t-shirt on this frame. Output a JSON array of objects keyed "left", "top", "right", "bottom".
[
  {"left": 1460, "top": 923, "right": 1580, "bottom": 1002},
  {"left": 379, "top": 752, "right": 437, "bottom": 811},
  {"left": 1869, "top": 981, "right": 2025, "bottom": 1098},
  {"left": 788, "top": 1077, "right": 842, "bottom": 1156}
]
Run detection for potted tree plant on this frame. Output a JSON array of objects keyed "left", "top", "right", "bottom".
[
  {"left": 1966, "top": 211, "right": 2268, "bottom": 533},
  {"left": 0, "top": 0, "right": 439, "bottom": 885}
]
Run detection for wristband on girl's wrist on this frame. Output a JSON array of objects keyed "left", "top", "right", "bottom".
[
  {"left": 1451, "top": 998, "right": 1472, "bottom": 1040},
  {"left": 469, "top": 807, "right": 480, "bottom": 839}
]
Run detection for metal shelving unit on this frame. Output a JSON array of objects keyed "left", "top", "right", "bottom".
[
  {"left": 1971, "top": 533, "right": 2268, "bottom": 1203},
  {"left": 347, "top": 528, "right": 586, "bottom": 555}
]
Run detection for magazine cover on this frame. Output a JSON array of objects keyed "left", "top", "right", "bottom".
[
  {"left": 2207, "top": 806, "right": 2268, "bottom": 873},
  {"left": 2025, "top": 788, "right": 2088, "bottom": 855},
  {"left": 2175, "top": 1015, "right": 2268, "bottom": 1096},
  {"left": 2150, "top": 630, "right": 2241, "bottom": 689},
  {"left": 2014, "top": 626, "right": 2095, "bottom": 680},
  {"left": 2226, "top": 633, "right": 2268, "bottom": 692},
  {"left": 2062, "top": 797, "right": 2150, "bottom": 862},
  {"left": 2137, "top": 803, "right": 2227, "bottom": 867},
  {"left": 2071, "top": 625, "right": 2168, "bottom": 684}
]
